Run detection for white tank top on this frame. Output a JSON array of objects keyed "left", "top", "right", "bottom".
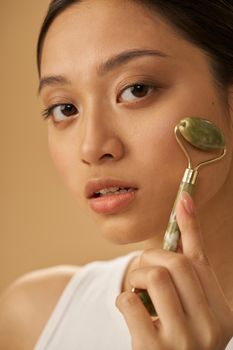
[
  {"left": 34, "top": 251, "right": 233, "bottom": 350},
  {"left": 34, "top": 251, "right": 140, "bottom": 350}
]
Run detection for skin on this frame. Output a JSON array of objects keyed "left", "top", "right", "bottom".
[{"left": 1, "top": 0, "right": 233, "bottom": 349}]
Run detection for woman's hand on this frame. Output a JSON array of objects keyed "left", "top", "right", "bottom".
[{"left": 116, "top": 192, "right": 233, "bottom": 349}]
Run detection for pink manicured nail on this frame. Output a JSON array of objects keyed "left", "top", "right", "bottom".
[{"left": 181, "top": 191, "right": 195, "bottom": 215}]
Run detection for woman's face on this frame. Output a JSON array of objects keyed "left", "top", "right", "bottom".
[{"left": 40, "top": 0, "right": 232, "bottom": 244}]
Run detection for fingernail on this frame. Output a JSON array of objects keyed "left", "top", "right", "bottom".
[{"left": 181, "top": 191, "right": 195, "bottom": 215}]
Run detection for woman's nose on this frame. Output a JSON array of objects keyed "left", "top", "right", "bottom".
[{"left": 80, "top": 114, "right": 125, "bottom": 165}]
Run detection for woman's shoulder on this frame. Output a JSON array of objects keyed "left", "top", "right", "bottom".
[{"left": 0, "top": 265, "right": 80, "bottom": 350}]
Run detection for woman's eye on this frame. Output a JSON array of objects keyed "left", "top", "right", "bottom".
[
  {"left": 43, "top": 103, "right": 78, "bottom": 122},
  {"left": 119, "top": 84, "right": 154, "bottom": 102}
]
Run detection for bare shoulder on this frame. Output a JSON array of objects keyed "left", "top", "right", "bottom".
[{"left": 0, "top": 265, "right": 80, "bottom": 350}]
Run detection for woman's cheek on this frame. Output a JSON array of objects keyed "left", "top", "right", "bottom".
[{"left": 48, "top": 132, "right": 76, "bottom": 186}]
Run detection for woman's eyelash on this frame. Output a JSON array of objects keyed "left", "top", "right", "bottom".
[
  {"left": 42, "top": 104, "right": 59, "bottom": 120},
  {"left": 121, "top": 81, "right": 157, "bottom": 91}
]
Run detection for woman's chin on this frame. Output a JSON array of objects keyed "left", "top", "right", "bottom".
[{"left": 84, "top": 194, "right": 169, "bottom": 245}]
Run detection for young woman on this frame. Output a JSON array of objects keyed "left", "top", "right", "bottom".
[{"left": 0, "top": 0, "right": 233, "bottom": 349}]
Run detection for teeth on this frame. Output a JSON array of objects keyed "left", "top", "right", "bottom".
[
  {"left": 95, "top": 187, "right": 134, "bottom": 196},
  {"left": 98, "top": 186, "right": 120, "bottom": 194}
]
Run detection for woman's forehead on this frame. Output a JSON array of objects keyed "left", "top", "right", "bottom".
[
  {"left": 40, "top": 0, "right": 204, "bottom": 79},
  {"left": 42, "top": 2, "right": 176, "bottom": 58}
]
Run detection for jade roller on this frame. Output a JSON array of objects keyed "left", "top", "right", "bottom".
[{"left": 132, "top": 116, "right": 226, "bottom": 318}]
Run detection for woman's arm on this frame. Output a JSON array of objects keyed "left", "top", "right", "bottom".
[{"left": 0, "top": 265, "right": 78, "bottom": 350}]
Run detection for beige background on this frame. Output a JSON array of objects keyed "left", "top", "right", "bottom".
[{"left": 0, "top": 1, "right": 143, "bottom": 292}]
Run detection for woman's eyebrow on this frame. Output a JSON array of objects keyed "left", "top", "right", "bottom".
[
  {"left": 38, "top": 48, "right": 170, "bottom": 94},
  {"left": 97, "top": 48, "right": 170, "bottom": 75},
  {"left": 38, "top": 75, "right": 71, "bottom": 95}
]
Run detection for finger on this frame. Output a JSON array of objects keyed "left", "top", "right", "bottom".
[
  {"left": 129, "top": 266, "right": 187, "bottom": 332},
  {"left": 115, "top": 291, "right": 159, "bottom": 345},
  {"left": 137, "top": 249, "right": 209, "bottom": 319},
  {"left": 176, "top": 191, "right": 209, "bottom": 266}
]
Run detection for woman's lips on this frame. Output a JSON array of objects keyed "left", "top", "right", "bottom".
[{"left": 88, "top": 190, "right": 138, "bottom": 214}]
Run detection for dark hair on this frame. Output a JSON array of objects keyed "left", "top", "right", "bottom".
[{"left": 37, "top": 0, "right": 233, "bottom": 102}]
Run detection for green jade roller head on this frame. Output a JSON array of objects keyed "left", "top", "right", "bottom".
[
  {"left": 178, "top": 117, "right": 225, "bottom": 151},
  {"left": 132, "top": 116, "right": 227, "bottom": 318}
]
